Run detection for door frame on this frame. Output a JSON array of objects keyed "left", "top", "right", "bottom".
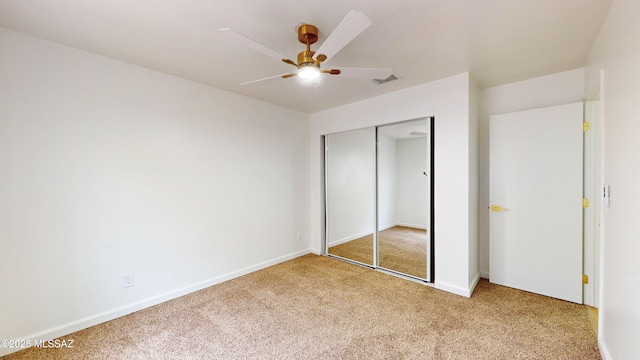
[{"left": 583, "top": 80, "right": 602, "bottom": 308}]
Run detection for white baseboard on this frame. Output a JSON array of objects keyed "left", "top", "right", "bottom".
[
  {"left": 379, "top": 223, "right": 398, "bottom": 231},
  {"left": 396, "top": 223, "right": 427, "bottom": 230},
  {"left": 434, "top": 280, "right": 474, "bottom": 298},
  {"left": 469, "top": 272, "right": 480, "bottom": 296},
  {"left": 598, "top": 336, "right": 611, "bottom": 360},
  {"left": 328, "top": 230, "right": 373, "bottom": 247},
  {"left": 480, "top": 271, "right": 490, "bottom": 279},
  {"left": 0, "top": 249, "right": 312, "bottom": 357}
]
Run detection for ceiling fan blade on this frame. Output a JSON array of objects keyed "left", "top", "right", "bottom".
[
  {"left": 314, "top": 11, "right": 371, "bottom": 62},
  {"left": 220, "top": 28, "right": 288, "bottom": 61},
  {"left": 336, "top": 67, "right": 394, "bottom": 79},
  {"left": 240, "top": 73, "right": 292, "bottom": 86}
]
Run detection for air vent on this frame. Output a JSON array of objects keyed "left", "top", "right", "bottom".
[{"left": 372, "top": 74, "right": 399, "bottom": 85}]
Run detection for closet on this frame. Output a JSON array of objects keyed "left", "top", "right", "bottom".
[{"left": 324, "top": 117, "right": 434, "bottom": 282}]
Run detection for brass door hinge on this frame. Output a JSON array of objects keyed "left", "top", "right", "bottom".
[
  {"left": 583, "top": 198, "right": 590, "bottom": 208},
  {"left": 583, "top": 274, "right": 589, "bottom": 284},
  {"left": 583, "top": 122, "right": 591, "bottom": 131}
]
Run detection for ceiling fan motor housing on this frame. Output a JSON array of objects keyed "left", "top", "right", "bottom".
[
  {"left": 298, "top": 50, "right": 316, "bottom": 66},
  {"left": 297, "top": 24, "right": 318, "bottom": 45}
]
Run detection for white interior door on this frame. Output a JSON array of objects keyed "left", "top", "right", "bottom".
[{"left": 490, "top": 103, "right": 583, "bottom": 304}]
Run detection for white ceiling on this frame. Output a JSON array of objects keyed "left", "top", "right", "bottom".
[{"left": 0, "top": 0, "right": 612, "bottom": 113}]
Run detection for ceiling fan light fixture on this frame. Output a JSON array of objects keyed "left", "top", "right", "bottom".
[{"left": 298, "top": 65, "right": 320, "bottom": 80}]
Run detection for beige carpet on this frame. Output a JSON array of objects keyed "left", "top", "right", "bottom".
[
  {"left": 3, "top": 254, "right": 600, "bottom": 359},
  {"left": 329, "top": 226, "right": 427, "bottom": 278}
]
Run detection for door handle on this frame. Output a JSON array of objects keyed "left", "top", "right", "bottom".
[{"left": 490, "top": 205, "right": 508, "bottom": 212}]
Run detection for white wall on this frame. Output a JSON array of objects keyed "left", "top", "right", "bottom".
[
  {"left": 325, "top": 129, "right": 375, "bottom": 244},
  {"left": 310, "top": 73, "right": 478, "bottom": 297},
  {"left": 396, "top": 138, "right": 427, "bottom": 228},
  {"left": 0, "top": 28, "right": 310, "bottom": 356},
  {"left": 585, "top": 0, "right": 640, "bottom": 358},
  {"left": 477, "top": 68, "right": 585, "bottom": 278}
]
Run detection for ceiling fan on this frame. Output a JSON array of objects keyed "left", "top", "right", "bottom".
[{"left": 220, "top": 11, "right": 394, "bottom": 85}]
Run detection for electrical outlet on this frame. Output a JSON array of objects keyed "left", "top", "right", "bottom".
[
  {"left": 121, "top": 272, "right": 134, "bottom": 288},
  {"left": 296, "top": 232, "right": 303, "bottom": 242}
]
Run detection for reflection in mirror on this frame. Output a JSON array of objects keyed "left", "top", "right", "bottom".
[
  {"left": 377, "top": 119, "right": 429, "bottom": 279},
  {"left": 326, "top": 128, "right": 375, "bottom": 266}
]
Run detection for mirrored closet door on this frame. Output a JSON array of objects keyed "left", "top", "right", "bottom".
[
  {"left": 325, "top": 127, "right": 376, "bottom": 266},
  {"left": 324, "top": 118, "right": 434, "bottom": 282},
  {"left": 377, "top": 119, "right": 430, "bottom": 279}
]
